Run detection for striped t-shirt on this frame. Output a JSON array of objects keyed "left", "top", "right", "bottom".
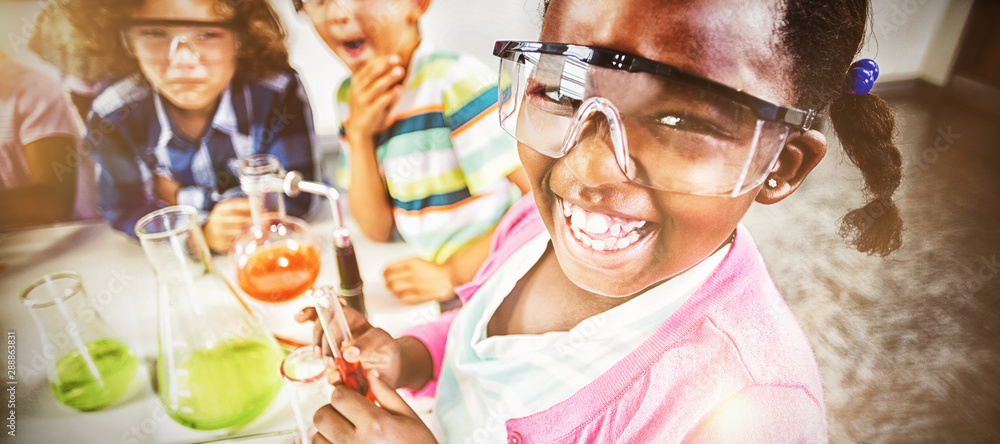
[{"left": 336, "top": 42, "right": 522, "bottom": 263}]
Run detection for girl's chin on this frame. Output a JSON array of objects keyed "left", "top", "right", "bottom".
[
  {"left": 563, "top": 267, "right": 651, "bottom": 298},
  {"left": 547, "top": 203, "right": 663, "bottom": 297},
  {"left": 164, "top": 96, "right": 217, "bottom": 112}
]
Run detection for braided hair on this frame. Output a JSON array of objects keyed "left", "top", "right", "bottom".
[{"left": 782, "top": 0, "right": 903, "bottom": 256}]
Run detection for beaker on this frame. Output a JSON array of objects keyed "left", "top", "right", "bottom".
[
  {"left": 280, "top": 347, "right": 331, "bottom": 444},
  {"left": 20, "top": 271, "right": 139, "bottom": 411},
  {"left": 136, "top": 205, "right": 284, "bottom": 431},
  {"left": 230, "top": 154, "right": 320, "bottom": 304}
]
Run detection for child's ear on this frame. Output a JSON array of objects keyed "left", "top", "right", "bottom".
[
  {"left": 755, "top": 129, "right": 827, "bottom": 204},
  {"left": 407, "top": 0, "right": 431, "bottom": 22}
]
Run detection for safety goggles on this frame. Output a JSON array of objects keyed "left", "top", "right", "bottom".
[
  {"left": 295, "top": 0, "right": 370, "bottom": 13},
  {"left": 122, "top": 19, "right": 239, "bottom": 64},
  {"left": 494, "top": 41, "right": 816, "bottom": 197}
]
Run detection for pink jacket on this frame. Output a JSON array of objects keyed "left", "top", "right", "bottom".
[{"left": 403, "top": 195, "right": 828, "bottom": 443}]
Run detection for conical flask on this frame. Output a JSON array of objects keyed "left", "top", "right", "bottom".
[
  {"left": 20, "top": 271, "right": 139, "bottom": 411},
  {"left": 135, "top": 205, "right": 284, "bottom": 431},
  {"left": 230, "top": 154, "right": 320, "bottom": 304}
]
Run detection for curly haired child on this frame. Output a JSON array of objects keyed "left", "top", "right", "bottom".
[{"left": 79, "top": 0, "right": 316, "bottom": 252}]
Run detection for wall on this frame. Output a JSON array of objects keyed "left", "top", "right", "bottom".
[{"left": 860, "top": 0, "right": 974, "bottom": 84}]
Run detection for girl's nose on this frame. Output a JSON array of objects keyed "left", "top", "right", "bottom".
[
  {"left": 561, "top": 101, "right": 632, "bottom": 188},
  {"left": 168, "top": 36, "right": 200, "bottom": 65}
]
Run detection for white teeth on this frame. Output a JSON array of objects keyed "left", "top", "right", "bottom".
[
  {"left": 626, "top": 231, "right": 639, "bottom": 244},
  {"left": 610, "top": 224, "right": 621, "bottom": 236},
  {"left": 570, "top": 208, "right": 587, "bottom": 230},
  {"left": 570, "top": 225, "right": 644, "bottom": 252},
  {"left": 585, "top": 214, "right": 609, "bottom": 234},
  {"left": 564, "top": 200, "right": 649, "bottom": 252},
  {"left": 616, "top": 237, "right": 630, "bottom": 249}
]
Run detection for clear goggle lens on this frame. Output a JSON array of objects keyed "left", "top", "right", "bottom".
[
  {"left": 125, "top": 24, "right": 237, "bottom": 64},
  {"left": 499, "top": 52, "right": 791, "bottom": 197}
]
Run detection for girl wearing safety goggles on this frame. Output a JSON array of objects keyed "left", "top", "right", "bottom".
[
  {"left": 309, "top": 0, "right": 902, "bottom": 442},
  {"left": 77, "top": 0, "right": 315, "bottom": 252}
]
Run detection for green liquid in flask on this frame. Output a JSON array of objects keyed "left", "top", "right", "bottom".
[
  {"left": 50, "top": 338, "right": 139, "bottom": 411},
  {"left": 160, "top": 339, "right": 283, "bottom": 430}
]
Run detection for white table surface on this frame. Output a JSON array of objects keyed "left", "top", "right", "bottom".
[{"left": 0, "top": 202, "right": 444, "bottom": 443}]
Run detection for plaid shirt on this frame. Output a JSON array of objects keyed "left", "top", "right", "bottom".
[{"left": 86, "top": 70, "right": 315, "bottom": 238}]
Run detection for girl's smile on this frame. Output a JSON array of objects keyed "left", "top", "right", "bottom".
[
  {"left": 561, "top": 198, "right": 652, "bottom": 252},
  {"left": 555, "top": 196, "right": 658, "bottom": 272}
]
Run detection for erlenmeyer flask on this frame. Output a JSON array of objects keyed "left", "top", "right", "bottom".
[
  {"left": 136, "top": 205, "right": 283, "bottom": 431},
  {"left": 20, "top": 271, "right": 139, "bottom": 411},
  {"left": 230, "top": 154, "right": 320, "bottom": 304}
]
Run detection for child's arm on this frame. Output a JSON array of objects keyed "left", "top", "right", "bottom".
[
  {"left": 343, "top": 55, "right": 406, "bottom": 242},
  {"left": 0, "top": 136, "right": 77, "bottom": 226},
  {"left": 87, "top": 116, "right": 164, "bottom": 237},
  {"left": 382, "top": 226, "right": 497, "bottom": 304},
  {"left": 345, "top": 130, "right": 395, "bottom": 241},
  {"left": 507, "top": 168, "right": 531, "bottom": 195},
  {"left": 149, "top": 175, "right": 252, "bottom": 253},
  {"left": 202, "top": 198, "right": 252, "bottom": 253}
]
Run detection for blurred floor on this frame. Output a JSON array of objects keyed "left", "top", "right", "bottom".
[{"left": 744, "top": 95, "right": 1000, "bottom": 443}]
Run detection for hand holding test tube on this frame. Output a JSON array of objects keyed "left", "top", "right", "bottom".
[{"left": 308, "top": 286, "right": 376, "bottom": 402}]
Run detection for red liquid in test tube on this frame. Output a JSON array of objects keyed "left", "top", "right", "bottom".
[
  {"left": 334, "top": 356, "right": 375, "bottom": 402},
  {"left": 310, "top": 286, "right": 375, "bottom": 402}
]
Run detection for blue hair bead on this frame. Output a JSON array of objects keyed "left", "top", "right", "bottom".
[
  {"left": 852, "top": 59, "right": 879, "bottom": 81},
  {"left": 846, "top": 58, "right": 879, "bottom": 96}
]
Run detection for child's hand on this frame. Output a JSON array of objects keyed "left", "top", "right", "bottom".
[
  {"left": 152, "top": 174, "right": 180, "bottom": 205},
  {"left": 344, "top": 55, "right": 405, "bottom": 144},
  {"left": 295, "top": 305, "right": 423, "bottom": 390},
  {"left": 383, "top": 257, "right": 457, "bottom": 304},
  {"left": 312, "top": 372, "right": 438, "bottom": 444},
  {"left": 203, "top": 198, "right": 251, "bottom": 253}
]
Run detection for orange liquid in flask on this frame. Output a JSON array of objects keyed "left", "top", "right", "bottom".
[{"left": 237, "top": 241, "right": 320, "bottom": 303}]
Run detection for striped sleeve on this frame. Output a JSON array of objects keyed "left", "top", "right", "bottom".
[
  {"left": 334, "top": 78, "right": 352, "bottom": 189},
  {"left": 441, "top": 55, "right": 521, "bottom": 196}
]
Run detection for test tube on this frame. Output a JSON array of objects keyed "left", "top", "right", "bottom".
[{"left": 307, "top": 286, "right": 374, "bottom": 401}]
